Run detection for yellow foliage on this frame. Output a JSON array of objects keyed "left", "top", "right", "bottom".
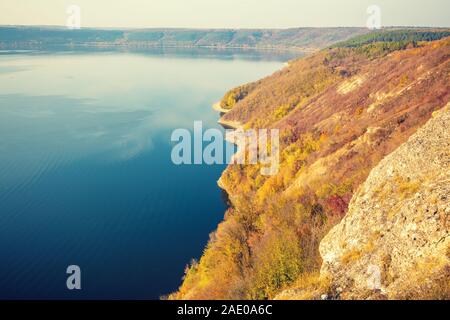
[
  {"left": 341, "top": 236, "right": 377, "bottom": 265},
  {"left": 315, "top": 179, "right": 353, "bottom": 199},
  {"left": 341, "top": 248, "right": 363, "bottom": 265},
  {"left": 398, "top": 74, "right": 410, "bottom": 87},
  {"left": 248, "top": 230, "right": 303, "bottom": 299},
  {"left": 277, "top": 272, "right": 332, "bottom": 300},
  {"left": 395, "top": 175, "right": 421, "bottom": 200},
  {"left": 274, "top": 104, "right": 294, "bottom": 120},
  {"left": 354, "top": 106, "right": 364, "bottom": 117}
]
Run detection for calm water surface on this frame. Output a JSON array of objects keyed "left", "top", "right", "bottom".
[{"left": 0, "top": 49, "right": 296, "bottom": 299}]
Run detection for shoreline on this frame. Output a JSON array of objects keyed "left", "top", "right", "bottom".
[
  {"left": 0, "top": 42, "right": 318, "bottom": 54},
  {"left": 212, "top": 101, "right": 243, "bottom": 130},
  {"left": 217, "top": 118, "right": 242, "bottom": 130},
  {"left": 212, "top": 101, "right": 242, "bottom": 193},
  {"left": 212, "top": 101, "right": 231, "bottom": 114}
]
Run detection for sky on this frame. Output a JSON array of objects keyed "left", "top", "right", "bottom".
[{"left": 0, "top": 0, "right": 449, "bottom": 29}]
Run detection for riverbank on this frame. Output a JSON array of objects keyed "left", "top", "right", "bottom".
[
  {"left": 212, "top": 101, "right": 231, "bottom": 114},
  {"left": 212, "top": 101, "right": 243, "bottom": 130}
]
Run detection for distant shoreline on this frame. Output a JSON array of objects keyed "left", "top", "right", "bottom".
[
  {"left": 0, "top": 25, "right": 373, "bottom": 53},
  {"left": 0, "top": 42, "right": 318, "bottom": 53}
]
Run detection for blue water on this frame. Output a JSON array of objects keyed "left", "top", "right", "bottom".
[{"left": 0, "top": 49, "right": 293, "bottom": 299}]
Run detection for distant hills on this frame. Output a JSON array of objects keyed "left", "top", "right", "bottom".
[{"left": 0, "top": 26, "right": 371, "bottom": 51}]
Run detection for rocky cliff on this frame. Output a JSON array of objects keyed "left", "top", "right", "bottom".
[{"left": 318, "top": 105, "right": 449, "bottom": 300}]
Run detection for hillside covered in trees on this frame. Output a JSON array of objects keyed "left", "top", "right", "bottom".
[
  {"left": 170, "top": 30, "right": 450, "bottom": 300},
  {"left": 0, "top": 26, "right": 370, "bottom": 51}
]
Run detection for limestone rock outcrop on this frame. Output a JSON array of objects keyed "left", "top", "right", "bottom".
[{"left": 319, "top": 105, "right": 450, "bottom": 299}]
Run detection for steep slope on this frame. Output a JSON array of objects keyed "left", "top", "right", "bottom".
[
  {"left": 318, "top": 105, "right": 449, "bottom": 300},
  {"left": 172, "top": 35, "right": 449, "bottom": 300}
]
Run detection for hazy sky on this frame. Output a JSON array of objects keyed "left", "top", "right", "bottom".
[{"left": 0, "top": 0, "right": 449, "bottom": 29}]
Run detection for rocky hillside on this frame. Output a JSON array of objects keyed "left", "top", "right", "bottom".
[
  {"left": 171, "top": 32, "right": 450, "bottom": 300},
  {"left": 319, "top": 105, "right": 449, "bottom": 300},
  {"left": 277, "top": 105, "right": 449, "bottom": 300}
]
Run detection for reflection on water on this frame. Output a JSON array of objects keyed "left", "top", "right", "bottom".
[
  {"left": 0, "top": 47, "right": 303, "bottom": 62},
  {"left": 0, "top": 50, "right": 290, "bottom": 299}
]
